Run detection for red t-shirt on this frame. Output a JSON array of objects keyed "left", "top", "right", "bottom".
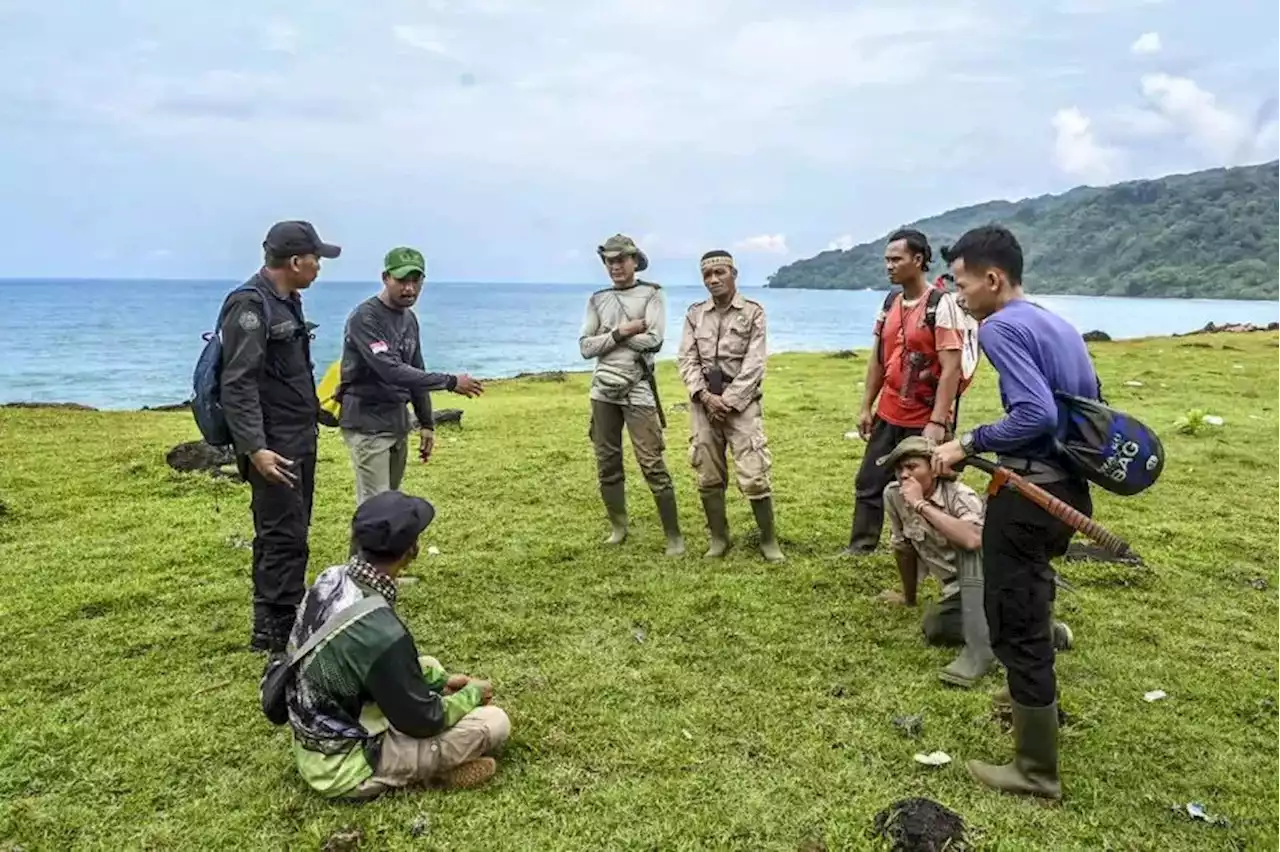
[{"left": 875, "top": 292, "right": 963, "bottom": 427}]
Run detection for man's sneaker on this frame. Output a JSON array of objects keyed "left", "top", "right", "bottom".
[{"left": 441, "top": 757, "right": 497, "bottom": 790}]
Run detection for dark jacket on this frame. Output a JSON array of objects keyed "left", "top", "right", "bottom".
[
  {"left": 337, "top": 296, "right": 456, "bottom": 435},
  {"left": 218, "top": 272, "right": 319, "bottom": 457}
]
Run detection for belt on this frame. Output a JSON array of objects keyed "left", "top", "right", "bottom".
[{"left": 996, "top": 456, "right": 1068, "bottom": 484}]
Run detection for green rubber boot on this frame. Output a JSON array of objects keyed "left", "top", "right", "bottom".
[
  {"left": 967, "top": 700, "right": 1062, "bottom": 801},
  {"left": 653, "top": 489, "right": 686, "bottom": 557},
  {"left": 939, "top": 550, "right": 996, "bottom": 688},
  {"left": 751, "top": 497, "right": 785, "bottom": 563},
  {"left": 699, "top": 488, "right": 731, "bottom": 558},
  {"left": 600, "top": 481, "right": 628, "bottom": 546}
]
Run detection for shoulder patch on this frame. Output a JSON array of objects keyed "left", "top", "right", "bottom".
[{"left": 237, "top": 310, "right": 262, "bottom": 331}]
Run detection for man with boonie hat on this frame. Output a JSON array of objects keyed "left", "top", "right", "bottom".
[
  {"left": 677, "top": 249, "right": 784, "bottom": 563},
  {"left": 877, "top": 435, "right": 994, "bottom": 687},
  {"left": 284, "top": 490, "right": 511, "bottom": 800},
  {"left": 578, "top": 233, "right": 685, "bottom": 556},
  {"left": 334, "top": 246, "right": 483, "bottom": 520}
]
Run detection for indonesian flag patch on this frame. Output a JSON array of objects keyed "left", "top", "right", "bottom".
[{"left": 370, "top": 340, "right": 389, "bottom": 354}]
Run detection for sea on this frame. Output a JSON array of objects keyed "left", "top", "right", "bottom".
[{"left": 0, "top": 278, "right": 1276, "bottom": 410}]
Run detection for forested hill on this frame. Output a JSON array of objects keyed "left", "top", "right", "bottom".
[{"left": 768, "top": 161, "right": 1279, "bottom": 299}]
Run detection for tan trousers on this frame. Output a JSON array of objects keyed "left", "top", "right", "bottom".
[
  {"left": 342, "top": 430, "right": 408, "bottom": 507},
  {"left": 688, "top": 399, "right": 772, "bottom": 498},
  {"left": 348, "top": 657, "right": 510, "bottom": 799},
  {"left": 589, "top": 398, "right": 674, "bottom": 493}
]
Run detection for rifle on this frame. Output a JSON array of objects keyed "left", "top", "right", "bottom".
[
  {"left": 639, "top": 356, "right": 666, "bottom": 429},
  {"left": 960, "top": 455, "right": 1137, "bottom": 561}
]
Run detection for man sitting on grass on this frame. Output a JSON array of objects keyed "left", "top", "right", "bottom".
[
  {"left": 878, "top": 437, "right": 1073, "bottom": 688},
  {"left": 285, "top": 490, "right": 510, "bottom": 800}
]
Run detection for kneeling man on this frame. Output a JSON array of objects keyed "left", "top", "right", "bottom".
[
  {"left": 286, "top": 490, "right": 510, "bottom": 800},
  {"left": 879, "top": 436, "right": 995, "bottom": 687}
]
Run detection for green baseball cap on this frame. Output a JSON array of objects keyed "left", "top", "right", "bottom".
[
  {"left": 596, "top": 233, "right": 649, "bottom": 272},
  {"left": 384, "top": 246, "right": 426, "bottom": 279},
  {"left": 876, "top": 435, "right": 937, "bottom": 469}
]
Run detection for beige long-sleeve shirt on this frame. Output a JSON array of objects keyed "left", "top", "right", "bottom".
[
  {"left": 578, "top": 280, "right": 667, "bottom": 407},
  {"left": 677, "top": 292, "right": 768, "bottom": 412}
]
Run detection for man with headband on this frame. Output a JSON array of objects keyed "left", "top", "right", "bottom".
[{"left": 677, "top": 250, "right": 784, "bottom": 563}]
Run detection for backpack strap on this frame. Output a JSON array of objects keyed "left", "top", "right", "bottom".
[
  {"left": 218, "top": 282, "right": 277, "bottom": 335},
  {"left": 875, "top": 290, "right": 898, "bottom": 366},
  {"left": 924, "top": 287, "right": 944, "bottom": 329},
  {"left": 289, "top": 594, "right": 389, "bottom": 668}
]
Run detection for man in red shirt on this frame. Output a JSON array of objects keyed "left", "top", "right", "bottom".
[{"left": 844, "top": 229, "right": 965, "bottom": 555}]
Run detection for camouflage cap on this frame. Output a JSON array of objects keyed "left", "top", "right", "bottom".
[
  {"left": 384, "top": 246, "right": 426, "bottom": 279},
  {"left": 876, "top": 435, "right": 937, "bottom": 469},
  {"left": 597, "top": 233, "right": 649, "bottom": 272}
]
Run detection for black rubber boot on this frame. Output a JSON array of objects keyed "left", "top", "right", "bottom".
[
  {"left": 967, "top": 700, "right": 1062, "bottom": 800},
  {"left": 699, "top": 488, "right": 731, "bottom": 558},
  {"left": 653, "top": 489, "right": 685, "bottom": 557},
  {"left": 600, "top": 481, "right": 628, "bottom": 546},
  {"left": 939, "top": 551, "right": 996, "bottom": 688},
  {"left": 751, "top": 497, "right": 785, "bottom": 563}
]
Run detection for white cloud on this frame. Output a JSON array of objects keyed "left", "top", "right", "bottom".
[
  {"left": 734, "top": 234, "right": 789, "bottom": 255},
  {"left": 391, "top": 24, "right": 452, "bottom": 56},
  {"left": 827, "top": 235, "right": 856, "bottom": 251},
  {"left": 1130, "top": 32, "right": 1161, "bottom": 55},
  {"left": 1051, "top": 107, "right": 1122, "bottom": 181},
  {"left": 1140, "top": 73, "right": 1250, "bottom": 160},
  {"left": 262, "top": 22, "right": 299, "bottom": 54}
]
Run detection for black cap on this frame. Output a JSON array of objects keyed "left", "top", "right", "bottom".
[
  {"left": 263, "top": 220, "right": 342, "bottom": 259},
  {"left": 351, "top": 491, "right": 435, "bottom": 559}
]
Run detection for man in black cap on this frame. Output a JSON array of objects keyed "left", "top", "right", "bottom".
[
  {"left": 285, "top": 490, "right": 511, "bottom": 800},
  {"left": 220, "top": 220, "right": 341, "bottom": 652}
]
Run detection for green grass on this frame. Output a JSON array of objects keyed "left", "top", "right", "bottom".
[{"left": 1, "top": 332, "right": 1276, "bottom": 851}]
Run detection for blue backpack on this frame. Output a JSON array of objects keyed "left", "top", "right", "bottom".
[
  {"left": 192, "top": 284, "right": 276, "bottom": 447},
  {"left": 1054, "top": 383, "right": 1164, "bottom": 496}
]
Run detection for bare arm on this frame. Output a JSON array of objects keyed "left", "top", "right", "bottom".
[{"left": 860, "top": 334, "right": 886, "bottom": 413}]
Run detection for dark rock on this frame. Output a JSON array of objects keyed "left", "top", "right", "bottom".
[
  {"left": 870, "top": 798, "right": 968, "bottom": 852},
  {"left": 321, "top": 828, "right": 363, "bottom": 852},
  {"left": 166, "top": 441, "right": 235, "bottom": 473},
  {"left": 411, "top": 409, "right": 464, "bottom": 430},
  {"left": 1176, "top": 321, "right": 1274, "bottom": 337},
  {"left": 830, "top": 349, "right": 859, "bottom": 359},
  {"left": 1082, "top": 330, "right": 1111, "bottom": 342},
  {"left": 514, "top": 370, "right": 568, "bottom": 382},
  {"left": 1064, "top": 540, "right": 1144, "bottom": 566},
  {"left": 1, "top": 401, "right": 97, "bottom": 411},
  {"left": 141, "top": 400, "right": 191, "bottom": 412},
  {"left": 1269, "top": 322, "right": 1279, "bottom": 331}
]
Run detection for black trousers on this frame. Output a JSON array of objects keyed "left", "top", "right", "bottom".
[
  {"left": 983, "top": 478, "right": 1092, "bottom": 708},
  {"left": 240, "top": 450, "right": 317, "bottom": 619},
  {"left": 849, "top": 418, "right": 923, "bottom": 550}
]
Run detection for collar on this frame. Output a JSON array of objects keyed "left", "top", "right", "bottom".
[
  {"left": 345, "top": 557, "right": 399, "bottom": 606},
  {"left": 254, "top": 270, "right": 300, "bottom": 304},
  {"left": 700, "top": 291, "right": 745, "bottom": 313}
]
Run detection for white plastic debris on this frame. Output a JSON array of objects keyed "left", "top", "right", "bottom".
[
  {"left": 1203, "top": 416, "right": 1224, "bottom": 426},
  {"left": 1144, "top": 689, "right": 1167, "bottom": 702},
  {"left": 1125, "top": 380, "right": 1144, "bottom": 387},
  {"left": 427, "top": 545, "right": 441, "bottom": 556},
  {"left": 913, "top": 751, "right": 952, "bottom": 766},
  {"left": 844, "top": 431, "right": 862, "bottom": 441},
  {"left": 1232, "top": 364, "right": 1244, "bottom": 370},
  {"left": 682, "top": 729, "right": 694, "bottom": 741}
]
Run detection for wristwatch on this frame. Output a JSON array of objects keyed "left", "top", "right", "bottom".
[{"left": 959, "top": 431, "right": 976, "bottom": 455}]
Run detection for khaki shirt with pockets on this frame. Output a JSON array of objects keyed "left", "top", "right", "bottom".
[
  {"left": 677, "top": 292, "right": 768, "bottom": 412},
  {"left": 885, "top": 478, "right": 985, "bottom": 598}
]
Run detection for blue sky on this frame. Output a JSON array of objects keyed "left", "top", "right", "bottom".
[{"left": 1, "top": 0, "right": 1275, "bottom": 285}]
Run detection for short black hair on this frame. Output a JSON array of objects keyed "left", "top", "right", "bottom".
[
  {"left": 885, "top": 228, "right": 932, "bottom": 272},
  {"left": 941, "top": 225, "right": 1023, "bottom": 285},
  {"left": 263, "top": 251, "right": 292, "bottom": 269},
  {"left": 701, "top": 249, "right": 733, "bottom": 262}
]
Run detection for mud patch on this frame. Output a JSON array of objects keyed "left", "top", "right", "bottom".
[{"left": 871, "top": 797, "right": 968, "bottom": 851}]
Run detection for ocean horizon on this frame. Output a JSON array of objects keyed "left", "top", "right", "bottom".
[{"left": 1, "top": 277, "right": 1276, "bottom": 411}]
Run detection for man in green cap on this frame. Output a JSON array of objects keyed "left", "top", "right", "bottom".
[
  {"left": 579, "top": 234, "right": 684, "bottom": 556},
  {"left": 334, "top": 247, "right": 483, "bottom": 514}
]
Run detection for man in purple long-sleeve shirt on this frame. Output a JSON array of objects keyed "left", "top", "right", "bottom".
[{"left": 931, "top": 225, "right": 1097, "bottom": 802}]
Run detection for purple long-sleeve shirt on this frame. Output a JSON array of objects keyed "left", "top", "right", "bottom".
[{"left": 971, "top": 299, "right": 1099, "bottom": 459}]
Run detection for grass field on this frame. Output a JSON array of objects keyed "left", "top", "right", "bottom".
[{"left": 1, "top": 331, "right": 1277, "bottom": 851}]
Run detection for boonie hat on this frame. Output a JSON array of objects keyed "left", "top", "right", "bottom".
[{"left": 597, "top": 233, "right": 649, "bottom": 272}]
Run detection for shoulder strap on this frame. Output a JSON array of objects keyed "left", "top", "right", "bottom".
[
  {"left": 220, "top": 283, "right": 276, "bottom": 332},
  {"left": 880, "top": 291, "right": 897, "bottom": 313},
  {"left": 288, "top": 594, "right": 389, "bottom": 667},
  {"left": 924, "top": 288, "right": 944, "bottom": 328}
]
